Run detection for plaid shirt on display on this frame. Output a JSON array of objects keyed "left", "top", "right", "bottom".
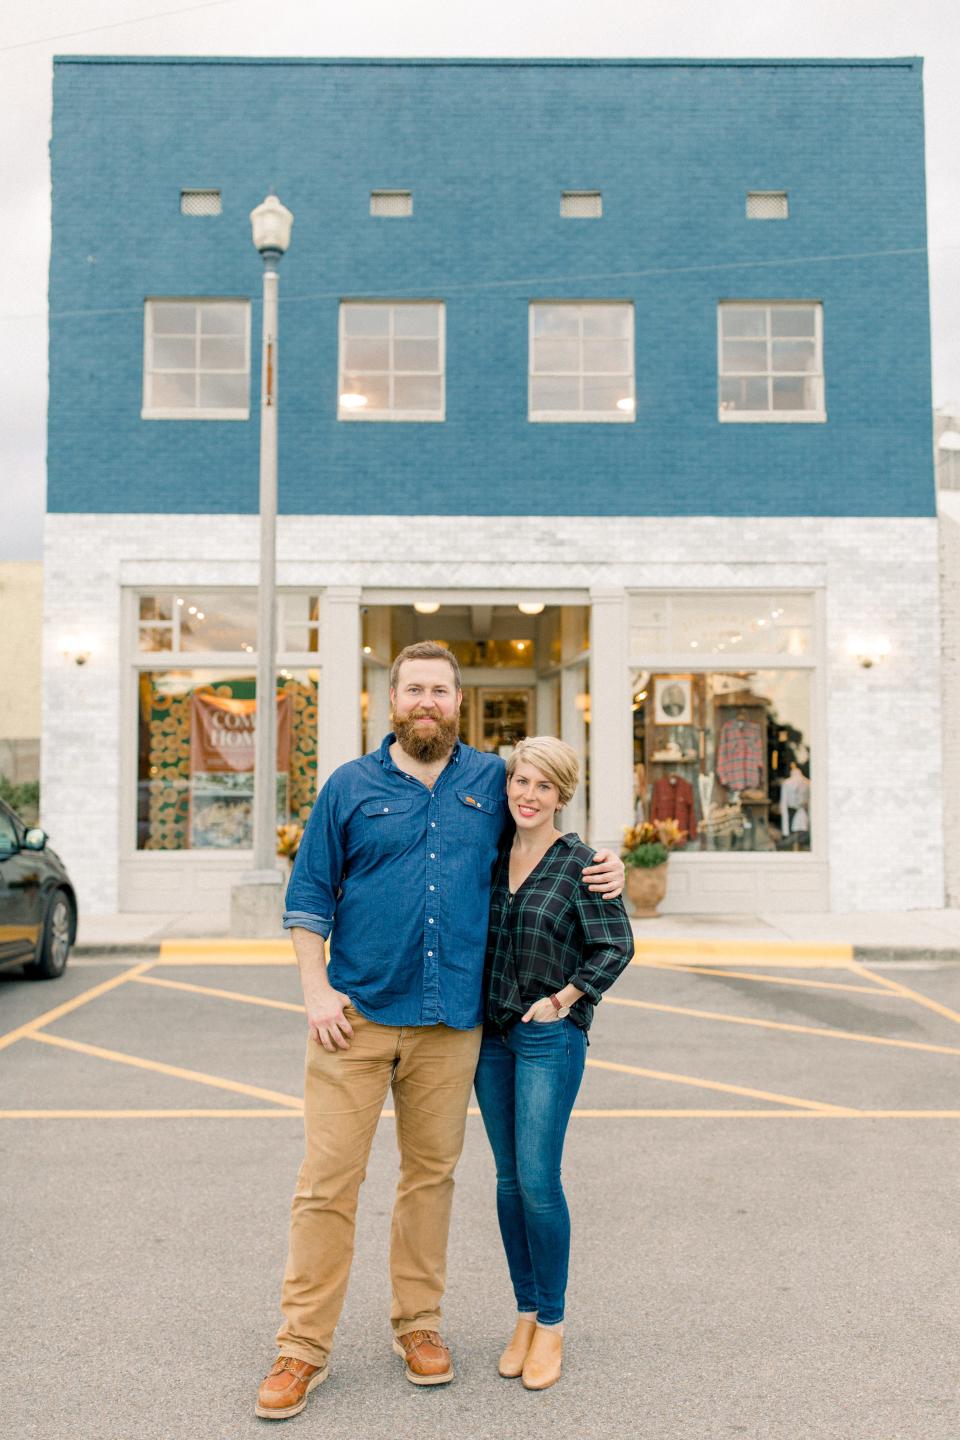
[
  {"left": 483, "top": 834, "right": 635, "bottom": 1035},
  {"left": 715, "top": 720, "right": 764, "bottom": 792}
]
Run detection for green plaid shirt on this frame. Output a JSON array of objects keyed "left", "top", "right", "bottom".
[{"left": 483, "top": 833, "right": 635, "bottom": 1035}]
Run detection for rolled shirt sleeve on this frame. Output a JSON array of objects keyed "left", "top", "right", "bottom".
[{"left": 282, "top": 773, "right": 346, "bottom": 938}]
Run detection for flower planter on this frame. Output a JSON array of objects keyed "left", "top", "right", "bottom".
[{"left": 625, "top": 862, "right": 669, "bottom": 918}]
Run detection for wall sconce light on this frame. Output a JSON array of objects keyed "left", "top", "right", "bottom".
[
  {"left": 847, "top": 636, "right": 891, "bottom": 669},
  {"left": 62, "top": 639, "right": 93, "bottom": 666}
]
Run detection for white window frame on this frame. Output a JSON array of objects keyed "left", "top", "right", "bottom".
[
  {"left": 528, "top": 301, "right": 636, "bottom": 424},
  {"left": 142, "top": 298, "right": 251, "bottom": 421},
  {"left": 718, "top": 301, "right": 825, "bottom": 424},
  {"left": 338, "top": 301, "right": 445, "bottom": 422}
]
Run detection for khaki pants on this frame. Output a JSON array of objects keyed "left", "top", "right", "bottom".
[{"left": 275, "top": 1005, "right": 482, "bottom": 1367}]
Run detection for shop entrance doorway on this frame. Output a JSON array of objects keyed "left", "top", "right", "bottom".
[{"left": 360, "top": 600, "right": 590, "bottom": 835}]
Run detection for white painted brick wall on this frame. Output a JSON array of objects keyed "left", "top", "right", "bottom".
[{"left": 43, "top": 513, "right": 944, "bottom": 915}]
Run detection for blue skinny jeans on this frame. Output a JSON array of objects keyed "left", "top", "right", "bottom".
[{"left": 473, "top": 1019, "right": 587, "bottom": 1325}]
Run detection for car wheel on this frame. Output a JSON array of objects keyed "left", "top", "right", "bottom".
[{"left": 25, "top": 889, "right": 74, "bottom": 980}]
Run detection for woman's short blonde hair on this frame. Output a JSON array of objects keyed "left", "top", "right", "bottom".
[{"left": 505, "top": 736, "right": 580, "bottom": 809}]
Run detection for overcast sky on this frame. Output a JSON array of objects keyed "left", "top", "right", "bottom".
[{"left": 2, "top": 0, "right": 958, "bottom": 560}]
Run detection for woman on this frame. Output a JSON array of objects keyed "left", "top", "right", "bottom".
[{"left": 473, "top": 736, "right": 635, "bottom": 1391}]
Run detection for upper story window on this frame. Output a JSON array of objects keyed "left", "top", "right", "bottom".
[
  {"left": 142, "top": 299, "right": 250, "bottom": 420},
  {"left": 338, "top": 302, "right": 445, "bottom": 421},
  {"left": 370, "top": 190, "right": 413, "bottom": 217},
  {"left": 137, "top": 591, "right": 319, "bottom": 655},
  {"left": 561, "top": 191, "right": 602, "bottom": 218},
  {"left": 718, "top": 302, "right": 825, "bottom": 423},
  {"left": 746, "top": 191, "right": 788, "bottom": 220},
  {"left": 528, "top": 302, "right": 635, "bottom": 422}
]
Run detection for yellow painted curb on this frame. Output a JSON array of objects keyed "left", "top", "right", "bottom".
[
  {"left": 632, "top": 938, "right": 853, "bottom": 965},
  {"left": 158, "top": 938, "right": 294, "bottom": 962}
]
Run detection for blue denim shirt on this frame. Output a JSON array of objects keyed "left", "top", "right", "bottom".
[{"left": 283, "top": 735, "right": 508, "bottom": 1029}]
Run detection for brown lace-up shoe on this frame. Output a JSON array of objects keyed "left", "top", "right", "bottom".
[
  {"left": 392, "top": 1329, "right": 454, "bottom": 1385},
  {"left": 255, "top": 1355, "right": 328, "bottom": 1419}
]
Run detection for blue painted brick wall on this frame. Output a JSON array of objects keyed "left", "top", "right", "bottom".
[{"left": 48, "top": 57, "right": 934, "bottom": 518}]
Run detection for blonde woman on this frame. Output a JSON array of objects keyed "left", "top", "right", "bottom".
[{"left": 473, "top": 737, "right": 634, "bottom": 1391}]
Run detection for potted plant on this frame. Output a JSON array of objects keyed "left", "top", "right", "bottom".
[
  {"left": 621, "top": 818, "right": 687, "bottom": 917},
  {"left": 276, "top": 823, "right": 303, "bottom": 877}
]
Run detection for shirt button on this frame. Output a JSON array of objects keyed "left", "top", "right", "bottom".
[
  {"left": 427, "top": 950, "right": 434, "bottom": 957},
  {"left": 428, "top": 917, "right": 434, "bottom": 924},
  {"left": 429, "top": 885, "right": 435, "bottom": 891},
  {"left": 430, "top": 822, "right": 436, "bottom": 828},
  {"left": 430, "top": 853, "right": 436, "bottom": 860},
  {"left": 383, "top": 806, "right": 389, "bottom": 812}
]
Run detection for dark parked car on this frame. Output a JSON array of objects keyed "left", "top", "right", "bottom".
[{"left": 0, "top": 797, "right": 77, "bottom": 979}]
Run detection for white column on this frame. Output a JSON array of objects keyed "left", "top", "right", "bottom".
[
  {"left": 318, "top": 586, "right": 362, "bottom": 780},
  {"left": 588, "top": 587, "right": 632, "bottom": 854}
]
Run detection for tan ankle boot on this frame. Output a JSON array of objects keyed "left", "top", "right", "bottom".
[
  {"left": 498, "top": 1317, "right": 537, "bottom": 1378},
  {"left": 521, "top": 1326, "right": 563, "bottom": 1390}
]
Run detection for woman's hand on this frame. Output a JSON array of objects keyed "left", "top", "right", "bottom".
[
  {"left": 521, "top": 996, "right": 564, "bottom": 1024},
  {"left": 582, "top": 847, "right": 626, "bottom": 898}
]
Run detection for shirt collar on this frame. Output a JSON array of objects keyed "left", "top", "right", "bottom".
[{"left": 377, "top": 733, "right": 462, "bottom": 773}]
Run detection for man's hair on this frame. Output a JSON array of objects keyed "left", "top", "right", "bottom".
[
  {"left": 505, "top": 735, "right": 580, "bottom": 809},
  {"left": 390, "top": 641, "right": 462, "bottom": 692}
]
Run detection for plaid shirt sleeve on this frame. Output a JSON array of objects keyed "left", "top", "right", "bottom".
[{"left": 567, "top": 865, "right": 636, "bottom": 1004}]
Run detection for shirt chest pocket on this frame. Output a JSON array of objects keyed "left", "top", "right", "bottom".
[
  {"left": 452, "top": 789, "right": 502, "bottom": 841},
  {"left": 360, "top": 798, "right": 418, "bottom": 856}
]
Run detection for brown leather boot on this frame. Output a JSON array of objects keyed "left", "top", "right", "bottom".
[
  {"left": 392, "top": 1328, "right": 454, "bottom": 1385},
  {"left": 498, "top": 1317, "right": 537, "bottom": 1378},
  {"left": 255, "top": 1355, "right": 328, "bottom": 1419},
  {"left": 521, "top": 1326, "right": 563, "bottom": 1390}
]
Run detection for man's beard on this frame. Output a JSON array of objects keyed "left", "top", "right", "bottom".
[{"left": 391, "top": 707, "right": 460, "bottom": 763}]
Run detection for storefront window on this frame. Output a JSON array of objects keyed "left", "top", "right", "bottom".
[
  {"left": 136, "top": 668, "right": 318, "bottom": 850},
  {"left": 632, "top": 669, "right": 812, "bottom": 853},
  {"left": 137, "top": 590, "right": 258, "bottom": 653},
  {"left": 629, "top": 592, "right": 813, "bottom": 660}
]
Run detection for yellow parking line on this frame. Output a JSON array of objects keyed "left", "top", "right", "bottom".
[
  {"left": 584, "top": 1056, "right": 857, "bottom": 1114},
  {"left": 632, "top": 939, "right": 853, "bottom": 965},
  {"left": 0, "top": 961, "right": 152, "bottom": 1052},
  {"left": 605, "top": 995, "right": 960, "bottom": 1058},
  {"left": 28, "top": 1031, "right": 304, "bottom": 1109},
  {"left": 847, "top": 959, "right": 960, "bottom": 1028},
  {"left": 134, "top": 974, "right": 302, "bottom": 1013},
  {"left": 632, "top": 961, "right": 897, "bottom": 997}
]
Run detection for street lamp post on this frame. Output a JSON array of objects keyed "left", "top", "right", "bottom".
[{"left": 230, "top": 193, "right": 294, "bottom": 938}]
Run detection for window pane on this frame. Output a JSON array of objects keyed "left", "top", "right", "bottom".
[
  {"left": 771, "top": 339, "right": 817, "bottom": 373},
  {"left": 198, "top": 372, "right": 248, "bottom": 409},
  {"left": 530, "top": 376, "right": 580, "bottom": 411},
  {"left": 151, "top": 303, "right": 197, "bottom": 335},
  {"left": 393, "top": 338, "right": 440, "bottom": 372},
  {"left": 343, "top": 305, "right": 390, "bottom": 336},
  {"left": 721, "top": 340, "right": 768, "bottom": 374},
  {"left": 200, "top": 303, "right": 246, "bottom": 336},
  {"left": 720, "top": 377, "right": 769, "bottom": 411},
  {"left": 283, "top": 594, "right": 320, "bottom": 626},
  {"left": 771, "top": 306, "right": 816, "bottom": 338},
  {"left": 583, "top": 377, "right": 633, "bottom": 412},
  {"left": 772, "top": 376, "right": 818, "bottom": 411},
  {"left": 629, "top": 592, "right": 812, "bottom": 657},
  {"left": 152, "top": 336, "right": 196, "bottom": 369},
  {"left": 138, "top": 625, "right": 173, "bottom": 653},
  {"left": 394, "top": 375, "right": 442, "bottom": 411},
  {"left": 344, "top": 337, "right": 390, "bottom": 371},
  {"left": 394, "top": 304, "right": 440, "bottom": 338},
  {"left": 721, "top": 307, "right": 767, "bottom": 339},
  {"left": 149, "top": 372, "right": 196, "bottom": 408},
  {"left": 136, "top": 669, "right": 318, "bottom": 851},
  {"left": 582, "top": 338, "right": 631, "bottom": 374},
  {"left": 200, "top": 336, "right": 246, "bottom": 371},
  {"left": 582, "top": 306, "right": 631, "bottom": 338},
  {"left": 140, "top": 595, "right": 172, "bottom": 621},
  {"left": 177, "top": 591, "right": 258, "bottom": 651},
  {"left": 532, "top": 338, "right": 580, "bottom": 373},
  {"left": 532, "top": 305, "right": 580, "bottom": 337},
  {"left": 341, "top": 373, "right": 389, "bottom": 410},
  {"left": 629, "top": 667, "right": 812, "bottom": 854}
]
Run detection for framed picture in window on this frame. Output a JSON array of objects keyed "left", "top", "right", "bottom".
[{"left": 654, "top": 675, "right": 693, "bottom": 726}]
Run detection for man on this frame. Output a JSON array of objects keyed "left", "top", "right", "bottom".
[{"left": 256, "top": 641, "right": 625, "bottom": 1420}]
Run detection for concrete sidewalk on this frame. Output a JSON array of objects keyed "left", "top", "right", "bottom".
[{"left": 73, "top": 907, "right": 960, "bottom": 962}]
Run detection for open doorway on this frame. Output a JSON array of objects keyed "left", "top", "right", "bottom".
[{"left": 360, "top": 601, "right": 590, "bottom": 832}]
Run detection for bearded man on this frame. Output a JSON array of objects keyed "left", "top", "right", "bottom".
[{"left": 256, "top": 641, "right": 624, "bottom": 1420}]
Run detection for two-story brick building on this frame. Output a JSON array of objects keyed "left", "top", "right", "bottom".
[{"left": 44, "top": 55, "right": 942, "bottom": 916}]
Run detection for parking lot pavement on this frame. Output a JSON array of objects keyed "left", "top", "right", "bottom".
[{"left": 2, "top": 949, "right": 959, "bottom": 1439}]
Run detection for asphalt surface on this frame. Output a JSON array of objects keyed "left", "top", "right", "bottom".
[{"left": 1, "top": 950, "right": 959, "bottom": 1440}]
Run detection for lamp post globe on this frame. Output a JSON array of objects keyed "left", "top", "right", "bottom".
[{"left": 250, "top": 193, "right": 294, "bottom": 257}]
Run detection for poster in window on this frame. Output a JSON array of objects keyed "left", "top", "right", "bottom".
[
  {"left": 653, "top": 675, "right": 693, "bottom": 726},
  {"left": 189, "top": 690, "right": 292, "bottom": 848}
]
